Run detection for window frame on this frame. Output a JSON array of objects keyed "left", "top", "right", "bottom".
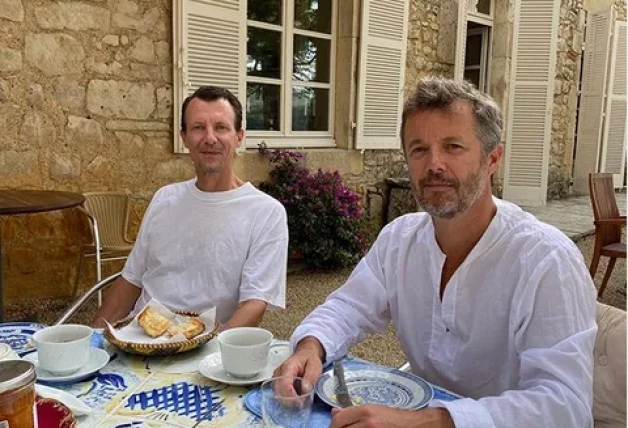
[{"left": 245, "top": 0, "right": 338, "bottom": 149}]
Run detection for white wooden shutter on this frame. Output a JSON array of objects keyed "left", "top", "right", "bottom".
[
  {"left": 599, "top": 20, "right": 627, "bottom": 188},
  {"left": 173, "top": 0, "right": 246, "bottom": 153},
  {"left": 453, "top": 0, "right": 468, "bottom": 81},
  {"left": 355, "top": 0, "right": 409, "bottom": 150},
  {"left": 572, "top": 8, "right": 614, "bottom": 193},
  {"left": 502, "top": 0, "right": 560, "bottom": 206}
]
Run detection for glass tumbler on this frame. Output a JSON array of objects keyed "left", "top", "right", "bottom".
[{"left": 261, "top": 376, "right": 314, "bottom": 428}]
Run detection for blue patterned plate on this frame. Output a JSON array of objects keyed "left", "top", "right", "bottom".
[
  {"left": 315, "top": 366, "right": 433, "bottom": 410},
  {"left": 0, "top": 322, "right": 46, "bottom": 355}
]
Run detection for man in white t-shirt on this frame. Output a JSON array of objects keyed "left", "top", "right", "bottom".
[
  {"left": 92, "top": 86, "right": 288, "bottom": 329},
  {"left": 275, "top": 78, "right": 596, "bottom": 428}
]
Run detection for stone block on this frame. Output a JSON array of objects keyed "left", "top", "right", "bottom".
[
  {"left": 130, "top": 36, "right": 155, "bottom": 63},
  {"left": 87, "top": 80, "right": 155, "bottom": 119},
  {"left": 54, "top": 77, "right": 86, "bottom": 111},
  {"left": 35, "top": 2, "right": 110, "bottom": 31},
  {"left": 102, "top": 35, "right": 120, "bottom": 46},
  {"left": 20, "top": 110, "right": 56, "bottom": 148},
  {"left": 154, "top": 85, "right": 172, "bottom": 119},
  {"left": 0, "top": 150, "right": 39, "bottom": 185},
  {"left": 155, "top": 41, "right": 170, "bottom": 62},
  {"left": 65, "top": 115, "right": 104, "bottom": 152},
  {"left": 151, "top": 158, "right": 194, "bottom": 185},
  {"left": 27, "top": 84, "right": 44, "bottom": 108},
  {"left": 50, "top": 154, "right": 81, "bottom": 182},
  {"left": 105, "top": 119, "right": 169, "bottom": 131},
  {"left": 112, "top": 7, "right": 160, "bottom": 33},
  {"left": 116, "top": 131, "right": 145, "bottom": 157},
  {"left": 117, "top": 0, "right": 139, "bottom": 15},
  {"left": 0, "top": 0, "right": 24, "bottom": 22},
  {"left": 85, "top": 155, "right": 111, "bottom": 178},
  {"left": 25, "top": 34, "right": 85, "bottom": 76},
  {"left": 0, "top": 47, "right": 22, "bottom": 74}
]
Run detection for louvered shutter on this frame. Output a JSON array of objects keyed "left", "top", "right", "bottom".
[
  {"left": 355, "top": 0, "right": 409, "bottom": 150},
  {"left": 453, "top": 0, "right": 468, "bottom": 81},
  {"left": 572, "top": 8, "right": 614, "bottom": 194},
  {"left": 173, "top": 0, "right": 246, "bottom": 153},
  {"left": 600, "top": 20, "right": 627, "bottom": 188},
  {"left": 502, "top": 0, "right": 560, "bottom": 206}
]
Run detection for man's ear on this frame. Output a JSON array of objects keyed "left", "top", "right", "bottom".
[
  {"left": 180, "top": 129, "right": 190, "bottom": 149},
  {"left": 488, "top": 143, "right": 504, "bottom": 175},
  {"left": 236, "top": 129, "right": 245, "bottom": 148}
]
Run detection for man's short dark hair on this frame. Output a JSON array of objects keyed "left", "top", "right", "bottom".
[{"left": 181, "top": 86, "right": 243, "bottom": 132}]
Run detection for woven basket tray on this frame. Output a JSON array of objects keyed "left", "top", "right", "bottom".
[{"left": 104, "top": 311, "right": 217, "bottom": 356}]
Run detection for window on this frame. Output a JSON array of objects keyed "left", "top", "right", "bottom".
[
  {"left": 172, "top": 0, "right": 408, "bottom": 153},
  {"left": 464, "top": 25, "right": 490, "bottom": 92},
  {"left": 245, "top": 0, "right": 336, "bottom": 148}
]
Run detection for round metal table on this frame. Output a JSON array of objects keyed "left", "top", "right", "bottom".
[{"left": 0, "top": 190, "right": 85, "bottom": 321}]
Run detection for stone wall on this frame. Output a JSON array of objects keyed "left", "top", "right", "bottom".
[{"left": 549, "top": 0, "right": 585, "bottom": 199}]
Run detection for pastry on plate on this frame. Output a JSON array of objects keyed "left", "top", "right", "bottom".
[
  {"left": 167, "top": 317, "right": 205, "bottom": 339},
  {"left": 138, "top": 306, "right": 171, "bottom": 337}
]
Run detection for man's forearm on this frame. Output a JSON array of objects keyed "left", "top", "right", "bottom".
[
  {"left": 91, "top": 276, "right": 141, "bottom": 328},
  {"left": 295, "top": 336, "right": 326, "bottom": 362},
  {"left": 222, "top": 299, "right": 267, "bottom": 329}
]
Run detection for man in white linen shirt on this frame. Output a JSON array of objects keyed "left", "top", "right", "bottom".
[
  {"left": 91, "top": 86, "right": 288, "bottom": 330},
  {"left": 275, "top": 78, "right": 597, "bottom": 428}
]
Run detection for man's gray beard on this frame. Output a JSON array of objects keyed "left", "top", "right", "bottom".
[{"left": 413, "top": 168, "right": 488, "bottom": 219}]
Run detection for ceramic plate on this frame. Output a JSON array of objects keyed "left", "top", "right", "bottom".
[
  {"left": 24, "top": 347, "right": 110, "bottom": 384},
  {"left": 36, "top": 396, "right": 77, "bottom": 428},
  {"left": 199, "top": 343, "right": 292, "bottom": 386},
  {"left": 0, "top": 322, "right": 46, "bottom": 355},
  {"left": 315, "top": 366, "right": 433, "bottom": 410}
]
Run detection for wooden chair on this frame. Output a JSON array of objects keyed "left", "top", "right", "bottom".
[{"left": 588, "top": 173, "right": 626, "bottom": 297}]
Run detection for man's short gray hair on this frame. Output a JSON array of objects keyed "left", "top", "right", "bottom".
[{"left": 400, "top": 77, "right": 503, "bottom": 155}]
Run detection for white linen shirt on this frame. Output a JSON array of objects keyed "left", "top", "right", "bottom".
[
  {"left": 123, "top": 180, "right": 288, "bottom": 324},
  {"left": 291, "top": 198, "right": 597, "bottom": 428}
]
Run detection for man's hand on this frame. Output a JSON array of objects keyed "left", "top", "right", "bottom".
[
  {"left": 330, "top": 406, "right": 455, "bottom": 428},
  {"left": 272, "top": 336, "right": 325, "bottom": 396}
]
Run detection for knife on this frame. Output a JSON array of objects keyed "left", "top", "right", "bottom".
[{"left": 333, "top": 359, "right": 353, "bottom": 408}]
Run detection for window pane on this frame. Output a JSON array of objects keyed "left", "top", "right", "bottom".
[
  {"left": 247, "top": 84, "right": 281, "bottom": 130},
  {"left": 247, "top": 28, "right": 282, "bottom": 79},
  {"left": 247, "top": 0, "right": 282, "bottom": 25},
  {"left": 464, "top": 69, "right": 481, "bottom": 91},
  {"left": 294, "top": 0, "right": 332, "bottom": 34},
  {"left": 293, "top": 35, "right": 330, "bottom": 82},
  {"left": 477, "top": 0, "right": 491, "bottom": 15},
  {"left": 465, "top": 34, "right": 482, "bottom": 66},
  {"left": 292, "top": 87, "right": 329, "bottom": 131}
]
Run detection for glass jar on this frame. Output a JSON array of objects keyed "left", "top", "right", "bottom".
[{"left": 0, "top": 360, "right": 37, "bottom": 428}]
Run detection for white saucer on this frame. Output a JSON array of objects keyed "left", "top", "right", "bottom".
[
  {"left": 24, "top": 348, "right": 110, "bottom": 384},
  {"left": 199, "top": 343, "right": 291, "bottom": 386}
]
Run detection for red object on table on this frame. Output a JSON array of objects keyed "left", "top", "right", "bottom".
[{"left": 36, "top": 396, "right": 77, "bottom": 428}]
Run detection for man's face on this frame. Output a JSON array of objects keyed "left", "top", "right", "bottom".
[
  {"left": 180, "top": 97, "right": 244, "bottom": 176},
  {"left": 402, "top": 100, "right": 502, "bottom": 219}
]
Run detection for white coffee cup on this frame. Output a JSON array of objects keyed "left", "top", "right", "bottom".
[
  {"left": 0, "top": 343, "right": 20, "bottom": 361},
  {"left": 218, "top": 327, "right": 273, "bottom": 378},
  {"left": 33, "top": 324, "right": 93, "bottom": 375}
]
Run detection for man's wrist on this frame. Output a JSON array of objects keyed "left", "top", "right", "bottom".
[{"left": 296, "top": 336, "right": 326, "bottom": 363}]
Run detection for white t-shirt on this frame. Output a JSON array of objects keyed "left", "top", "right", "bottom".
[
  {"left": 292, "top": 197, "right": 597, "bottom": 428},
  {"left": 122, "top": 179, "right": 288, "bottom": 323}
]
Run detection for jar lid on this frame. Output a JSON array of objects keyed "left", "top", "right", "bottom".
[{"left": 0, "top": 360, "right": 36, "bottom": 394}]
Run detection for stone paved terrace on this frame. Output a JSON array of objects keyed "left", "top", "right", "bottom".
[{"left": 520, "top": 192, "right": 627, "bottom": 242}]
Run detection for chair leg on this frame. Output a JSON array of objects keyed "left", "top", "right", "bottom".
[
  {"left": 589, "top": 242, "right": 602, "bottom": 279},
  {"left": 71, "top": 250, "right": 85, "bottom": 299},
  {"left": 598, "top": 258, "right": 617, "bottom": 298}
]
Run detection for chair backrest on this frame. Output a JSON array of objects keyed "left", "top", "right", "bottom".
[
  {"left": 593, "top": 302, "right": 626, "bottom": 428},
  {"left": 83, "top": 192, "right": 132, "bottom": 247},
  {"left": 589, "top": 173, "right": 622, "bottom": 245}
]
